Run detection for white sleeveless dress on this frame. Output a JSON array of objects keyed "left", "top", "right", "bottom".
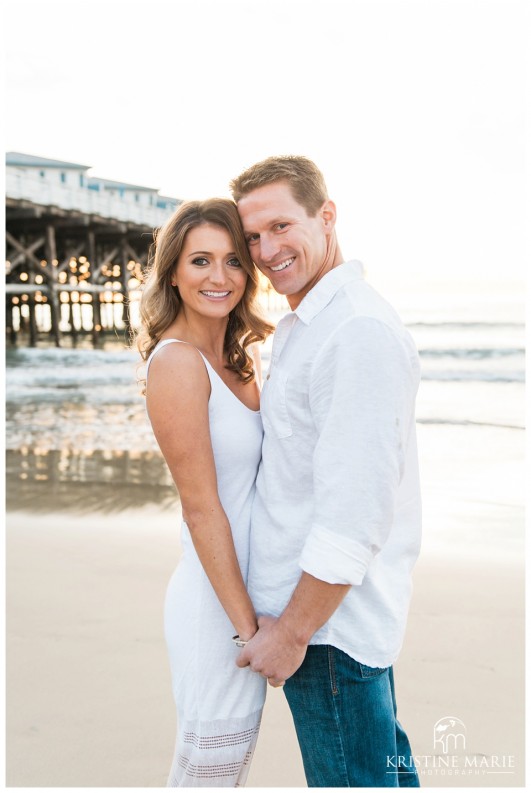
[{"left": 146, "top": 339, "right": 267, "bottom": 787}]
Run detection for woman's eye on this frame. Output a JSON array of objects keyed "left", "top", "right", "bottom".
[
  {"left": 227, "top": 258, "right": 242, "bottom": 268},
  {"left": 191, "top": 257, "right": 208, "bottom": 266}
]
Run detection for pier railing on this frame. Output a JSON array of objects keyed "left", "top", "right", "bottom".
[{"left": 6, "top": 168, "right": 174, "bottom": 227}]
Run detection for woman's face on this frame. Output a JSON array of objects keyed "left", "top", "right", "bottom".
[{"left": 173, "top": 223, "right": 248, "bottom": 321}]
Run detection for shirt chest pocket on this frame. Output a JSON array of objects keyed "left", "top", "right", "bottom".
[{"left": 262, "top": 370, "right": 293, "bottom": 439}]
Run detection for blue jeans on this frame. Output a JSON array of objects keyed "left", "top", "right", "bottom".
[{"left": 283, "top": 645, "right": 419, "bottom": 787}]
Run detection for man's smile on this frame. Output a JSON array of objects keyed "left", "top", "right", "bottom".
[{"left": 270, "top": 257, "right": 295, "bottom": 273}]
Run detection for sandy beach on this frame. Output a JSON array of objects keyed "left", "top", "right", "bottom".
[{"left": 6, "top": 474, "right": 525, "bottom": 788}]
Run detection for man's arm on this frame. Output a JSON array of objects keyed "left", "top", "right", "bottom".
[{"left": 237, "top": 573, "right": 350, "bottom": 683}]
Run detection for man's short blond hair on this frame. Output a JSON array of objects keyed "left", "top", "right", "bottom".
[{"left": 230, "top": 155, "right": 329, "bottom": 217}]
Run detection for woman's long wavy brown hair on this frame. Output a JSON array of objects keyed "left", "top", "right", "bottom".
[{"left": 136, "top": 198, "right": 274, "bottom": 384}]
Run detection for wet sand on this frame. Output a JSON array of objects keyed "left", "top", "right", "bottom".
[{"left": 6, "top": 495, "right": 525, "bottom": 788}]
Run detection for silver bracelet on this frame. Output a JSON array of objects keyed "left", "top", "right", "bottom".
[{"left": 232, "top": 635, "right": 249, "bottom": 648}]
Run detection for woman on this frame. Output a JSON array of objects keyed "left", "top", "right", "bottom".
[{"left": 136, "top": 198, "right": 274, "bottom": 787}]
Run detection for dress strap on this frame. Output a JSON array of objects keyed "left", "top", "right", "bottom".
[{"left": 146, "top": 338, "right": 187, "bottom": 376}]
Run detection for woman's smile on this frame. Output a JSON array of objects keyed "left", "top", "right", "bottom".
[{"left": 200, "top": 289, "right": 232, "bottom": 299}]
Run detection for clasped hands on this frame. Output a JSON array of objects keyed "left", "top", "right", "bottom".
[{"left": 236, "top": 614, "right": 307, "bottom": 688}]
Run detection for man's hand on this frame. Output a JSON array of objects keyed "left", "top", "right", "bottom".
[
  {"left": 237, "top": 573, "right": 350, "bottom": 687},
  {"left": 236, "top": 615, "right": 307, "bottom": 687}
]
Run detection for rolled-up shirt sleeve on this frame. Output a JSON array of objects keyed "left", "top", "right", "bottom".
[{"left": 299, "top": 316, "right": 414, "bottom": 585}]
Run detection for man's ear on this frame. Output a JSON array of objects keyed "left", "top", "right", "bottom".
[{"left": 320, "top": 200, "right": 337, "bottom": 231}]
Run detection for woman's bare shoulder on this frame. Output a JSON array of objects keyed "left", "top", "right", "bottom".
[{"left": 147, "top": 341, "right": 210, "bottom": 396}]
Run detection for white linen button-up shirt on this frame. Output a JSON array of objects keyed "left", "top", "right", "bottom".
[{"left": 249, "top": 260, "right": 422, "bottom": 669}]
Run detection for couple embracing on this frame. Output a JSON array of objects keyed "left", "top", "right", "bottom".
[{"left": 137, "top": 156, "right": 422, "bottom": 788}]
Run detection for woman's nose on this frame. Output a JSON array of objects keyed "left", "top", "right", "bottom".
[{"left": 208, "top": 262, "right": 227, "bottom": 285}]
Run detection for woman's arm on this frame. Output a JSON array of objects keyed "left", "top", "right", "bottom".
[{"left": 146, "top": 343, "right": 258, "bottom": 641}]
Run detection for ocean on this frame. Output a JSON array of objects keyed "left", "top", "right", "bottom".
[{"left": 5, "top": 295, "right": 525, "bottom": 559}]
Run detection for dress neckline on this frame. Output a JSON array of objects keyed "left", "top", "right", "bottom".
[{"left": 155, "top": 338, "right": 261, "bottom": 415}]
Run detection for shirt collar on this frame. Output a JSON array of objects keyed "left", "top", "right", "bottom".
[{"left": 294, "top": 260, "right": 366, "bottom": 325}]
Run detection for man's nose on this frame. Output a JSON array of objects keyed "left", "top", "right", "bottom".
[{"left": 258, "top": 234, "right": 280, "bottom": 263}]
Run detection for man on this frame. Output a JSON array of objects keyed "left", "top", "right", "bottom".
[{"left": 230, "top": 156, "right": 421, "bottom": 787}]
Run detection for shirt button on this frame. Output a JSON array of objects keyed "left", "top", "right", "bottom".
[{"left": 266, "top": 374, "right": 270, "bottom": 380}]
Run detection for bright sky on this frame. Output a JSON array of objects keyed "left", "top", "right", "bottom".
[{"left": 4, "top": 0, "right": 526, "bottom": 297}]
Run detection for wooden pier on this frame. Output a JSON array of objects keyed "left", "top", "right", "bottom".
[
  {"left": 6, "top": 202, "right": 154, "bottom": 347},
  {"left": 5, "top": 153, "right": 181, "bottom": 347}
]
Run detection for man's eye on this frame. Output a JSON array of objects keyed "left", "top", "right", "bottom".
[
  {"left": 246, "top": 234, "right": 259, "bottom": 245},
  {"left": 227, "top": 258, "right": 242, "bottom": 268},
  {"left": 276, "top": 223, "right": 288, "bottom": 231},
  {"left": 191, "top": 257, "right": 208, "bottom": 266}
]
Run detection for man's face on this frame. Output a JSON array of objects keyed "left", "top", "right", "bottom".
[{"left": 237, "top": 181, "right": 335, "bottom": 309}]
